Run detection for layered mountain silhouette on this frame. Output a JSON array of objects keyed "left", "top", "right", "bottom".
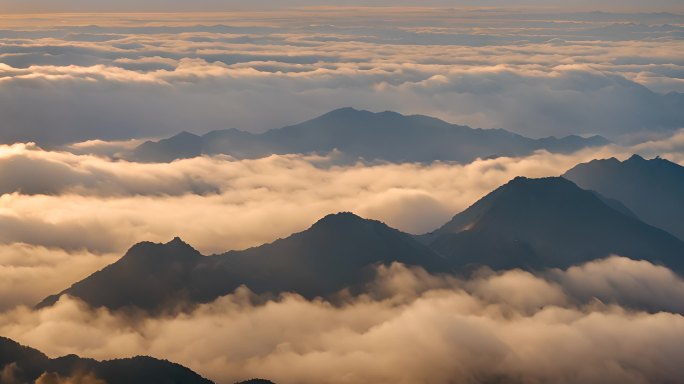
[
  {"left": 38, "top": 213, "right": 449, "bottom": 311},
  {"left": 421, "top": 176, "right": 684, "bottom": 272},
  {"left": 38, "top": 176, "right": 684, "bottom": 312},
  {"left": 564, "top": 154, "right": 684, "bottom": 239},
  {"left": 0, "top": 336, "right": 213, "bottom": 384},
  {"left": 131, "top": 108, "right": 609, "bottom": 163}
]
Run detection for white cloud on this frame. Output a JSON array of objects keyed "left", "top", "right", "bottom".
[
  {"left": 0, "top": 143, "right": 627, "bottom": 256},
  {"left": 2, "top": 258, "right": 684, "bottom": 384},
  {"left": 0, "top": 244, "right": 117, "bottom": 311},
  {"left": 0, "top": 12, "right": 681, "bottom": 144},
  {"left": 1, "top": 137, "right": 682, "bottom": 310}
]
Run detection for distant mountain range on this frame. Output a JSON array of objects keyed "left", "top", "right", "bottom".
[
  {"left": 564, "top": 154, "right": 684, "bottom": 240},
  {"left": 130, "top": 108, "right": 609, "bottom": 163},
  {"left": 37, "top": 172, "right": 684, "bottom": 312},
  {"left": 0, "top": 336, "right": 213, "bottom": 384}
]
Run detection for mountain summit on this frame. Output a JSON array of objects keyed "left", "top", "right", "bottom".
[
  {"left": 132, "top": 108, "right": 608, "bottom": 163},
  {"left": 422, "top": 176, "right": 684, "bottom": 272},
  {"left": 37, "top": 237, "right": 204, "bottom": 310},
  {"left": 38, "top": 177, "right": 684, "bottom": 312},
  {"left": 38, "top": 213, "right": 447, "bottom": 311},
  {"left": 0, "top": 336, "right": 214, "bottom": 384},
  {"left": 564, "top": 154, "right": 684, "bottom": 240}
]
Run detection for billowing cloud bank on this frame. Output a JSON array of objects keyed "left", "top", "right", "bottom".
[
  {"left": 2, "top": 258, "right": 684, "bottom": 384},
  {"left": 1, "top": 134, "right": 683, "bottom": 310},
  {"left": 0, "top": 10, "right": 682, "bottom": 145}
]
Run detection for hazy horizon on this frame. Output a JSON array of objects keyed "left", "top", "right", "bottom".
[{"left": 3, "top": 1, "right": 684, "bottom": 13}]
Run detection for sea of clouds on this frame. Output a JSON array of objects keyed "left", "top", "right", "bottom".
[
  {"left": 2, "top": 259, "right": 684, "bottom": 384},
  {"left": 1, "top": 8, "right": 684, "bottom": 384},
  {"left": 0, "top": 132, "right": 683, "bottom": 311},
  {"left": 0, "top": 10, "right": 682, "bottom": 145}
]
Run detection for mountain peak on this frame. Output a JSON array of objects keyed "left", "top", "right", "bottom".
[
  {"left": 427, "top": 175, "right": 619, "bottom": 238},
  {"left": 329, "top": 106, "right": 359, "bottom": 113},
  {"left": 309, "top": 107, "right": 414, "bottom": 125},
  {"left": 312, "top": 211, "right": 365, "bottom": 225},
  {"left": 172, "top": 131, "right": 200, "bottom": 139},
  {"left": 312, "top": 107, "right": 404, "bottom": 122},
  {"left": 426, "top": 175, "right": 684, "bottom": 272},
  {"left": 502, "top": 176, "right": 577, "bottom": 193},
  {"left": 167, "top": 236, "right": 192, "bottom": 248},
  {"left": 38, "top": 209, "right": 448, "bottom": 310},
  {"left": 626, "top": 153, "right": 646, "bottom": 162},
  {"left": 124, "top": 237, "right": 200, "bottom": 259},
  {"left": 36, "top": 237, "right": 204, "bottom": 310},
  {"left": 0, "top": 337, "right": 214, "bottom": 384},
  {"left": 132, "top": 109, "right": 610, "bottom": 163},
  {"left": 564, "top": 154, "right": 684, "bottom": 240},
  {"left": 307, "top": 212, "right": 391, "bottom": 236},
  {"left": 318, "top": 107, "right": 366, "bottom": 118},
  {"left": 509, "top": 175, "right": 530, "bottom": 182}
]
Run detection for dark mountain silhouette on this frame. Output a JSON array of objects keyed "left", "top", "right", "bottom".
[
  {"left": 422, "top": 177, "right": 684, "bottom": 272},
  {"left": 38, "top": 213, "right": 449, "bottom": 311},
  {"left": 134, "top": 131, "right": 203, "bottom": 163},
  {"left": 131, "top": 108, "right": 609, "bottom": 163},
  {"left": 38, "top": 237, "right": 206, "bottom": 310},
  {"left": 38, "top": 177, "right": 684, "bottom": 312},
  {"left": 0, "top": 336, "right": 214, "bottom": 384},
  {"left": 564, "top": 154, "right": 684, "bottom": 240}
]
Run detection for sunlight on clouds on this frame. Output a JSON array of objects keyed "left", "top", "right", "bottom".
[
  {"left": 0, "top": 244, "right": 118, "bottom": 311},
  {"left": 0, "top": 11, "right": 681, "bottom": 144},
  {"left": 0, "top": 144, "right": 622, "bottom": 254},
  {"left": 1, "top": 136, "right": 681, "bottom": 253},
  {"left": 2, "top": 258, "right": 684, "bottom": 384},
  {"left": 1, "top": 134, "right": 682, "bottom": 310}
]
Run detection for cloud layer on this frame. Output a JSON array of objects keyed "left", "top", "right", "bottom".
[
  {"left": 1, "top": 134, "right": 683, "bottom": 310},
  {"left": 0, "top": 143, "right": 636, "bottom": 255},
  {"left": 2, "top": 258, "right": 684, "bottom": 384},
  {"left": 0, "top": 10, "right": 682, "bottom": 145}
]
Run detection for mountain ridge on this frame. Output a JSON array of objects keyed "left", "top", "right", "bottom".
[
  {"left": 37, "top": 175, "right": 684, "bottom": 312},
  {"left": 131, "top": 108, "right": 609, "bottom": 163},
  {"left": 0, "top": 336, "right": 214, "bottom": 384},
  {"left": 423, "top": 176, "right": 684, "bottom": 272},
  {"left": 564, "top": 154, "right": 684, "bottom": 240},
  {"left": 37, "top": 212, "right": 450, "bottom": 311}
]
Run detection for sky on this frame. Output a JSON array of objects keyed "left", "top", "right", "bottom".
[{"left": 2, "top": 0, "right": 684, "bottom": 13}]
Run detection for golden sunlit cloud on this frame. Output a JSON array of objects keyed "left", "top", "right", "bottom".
[
  {"left": 2, "top": 258, "right": 684, "bottom": 384},
  {"left": 0, "top": 133, "right": 682, "bottom": 310}
]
